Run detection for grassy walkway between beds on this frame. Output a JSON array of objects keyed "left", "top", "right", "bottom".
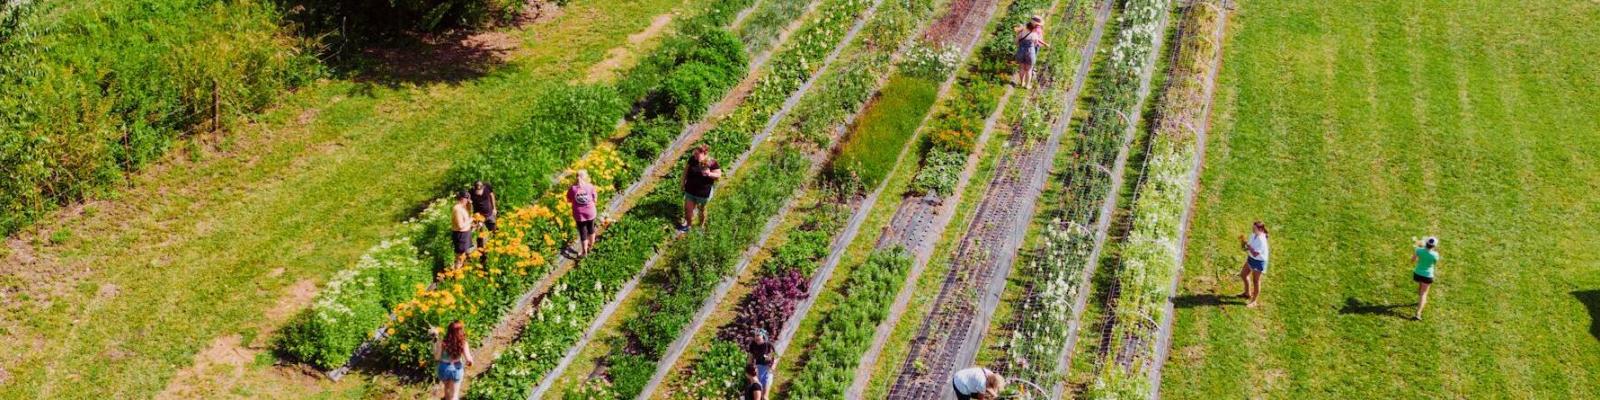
[{"left": 1163, "top": 0, "right": 1600, "bottom": 397}]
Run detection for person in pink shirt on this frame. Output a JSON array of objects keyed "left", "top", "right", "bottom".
[{"left": 566, "top": 170, "right": 601, "bottom": 258}]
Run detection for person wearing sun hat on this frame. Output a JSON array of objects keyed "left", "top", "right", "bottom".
[
  {"left": 1013, "top": 15, "right": 1049, "bottom": 88},
  {"left": 1411, "top": 236, "right": 1442, "bottom": 320}
]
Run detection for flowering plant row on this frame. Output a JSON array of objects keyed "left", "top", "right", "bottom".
[
  {"left": 571, "top": 0, "right": 950, "bottom": 395},
  {"left": 1089, "top": 2, "right": 1220, "bottom": 397},
  {"left": 908, "top": 0, "right": 1059, "bottom": 196},
  {"left": 275, "top": 0, "right": 756, "bottom": 372},
  {"left": 466, "top": 0, "right": 891, "bottom": 396}
]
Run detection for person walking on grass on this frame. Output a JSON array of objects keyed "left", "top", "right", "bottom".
[
  {"left": 951, "top": 366, "right": 1007, "bottom": 400},
  {"left": 748, "top": 328, "right": 775, "bottom": 390},
  {"left": 743, "top": 363, "right": 767, "bottom": 400},
  {"left": 566, "top": 170, "right": 600, "bottom": 258},
  {"left": 451, "top": 192, "right": 476, "bottom": 270},
  {"left": 1238, "top": 221, "right": 1269, "bottom": 308},
  {"left": 680, "top": 145, "right": 722, "bottom": 232},
  {"left": 1014, "top": 16, "right": 1049, "bottom": 88},
  {"left": 1412, "top": 236, "right": 1441, "bottom": 321},
  {"left": 470, "top": 181, "right": 498, "bottom": 264},
  {"left": 435, "top": 320, "right": 475, "bottom": 400}
]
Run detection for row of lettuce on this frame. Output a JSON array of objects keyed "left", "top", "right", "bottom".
[
  {"left": 1088, "top": 1, "right": 1222, "bottom": 397},
  {"left": 773, "top": 0, "right": 1081, "bottom": 397},
  {"left": 557, "top": 0, "right": 955, "bottom": 396},
  {"left": 274, "top": 0, "right": 762, "bottom": 371},
  {"left": 463, "top": 0, "right": 901, "bottom": 398},
  {"left": 654, "top": 0, "right": 998, "bottom": 395}
]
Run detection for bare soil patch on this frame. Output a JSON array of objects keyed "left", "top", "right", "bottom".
[{"left": 584, "top": 12, "right": 677, "bottom": 83}]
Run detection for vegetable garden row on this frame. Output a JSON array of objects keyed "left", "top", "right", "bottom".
[
  {"left": 274, "top": 0, "right": 800, "bottom": 383},
  {"left": 1086, "top": 1, "right": 1228, "bottom": 397},
  {"left": 270, "top": 0, "right": 1232, "bottom": 397},
  {"left": 539, "top": 0, "right": 950, "bottom": 395},
  {"left": 640, "top": 0, "right": 1016, "bottom": 398},
  {"left": 880, "top": 0, "right": 1112, "bottom": 397}
]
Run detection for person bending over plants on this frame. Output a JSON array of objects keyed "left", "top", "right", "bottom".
[
  {"left": 680, "top": 145, "right": 723, "bottom": 232},
  {"left": 743, "top": 363, "right": 767, "bottom": 400},
  {"left": 951, "top": 366, "right": 1007, "bottom": 400},
  {"left": 450, "top": 192, "right": 477, "bottom": 270}
]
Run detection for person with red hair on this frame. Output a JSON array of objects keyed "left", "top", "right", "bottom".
[{"left": 435, "top": 320, "right": 475, "bottom": 400}]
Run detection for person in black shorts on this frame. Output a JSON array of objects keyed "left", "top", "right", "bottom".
[
  {"left": 680, "top": 145, "right": 722, "bottom": 232},
  {"left": 470, "top": 181, "right": 497, "bottom": 263}
]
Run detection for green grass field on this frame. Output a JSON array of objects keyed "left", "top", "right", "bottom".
[{"left": 1164, "top": 0, "right": 1600, "bottom": 398}]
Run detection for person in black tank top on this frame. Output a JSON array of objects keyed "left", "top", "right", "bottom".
[{"left": 680, "top": 145, "right": 722, "bottom": 232}]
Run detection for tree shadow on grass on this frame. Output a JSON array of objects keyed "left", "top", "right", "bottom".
[
  {"left": 1572, "top": 290, "right": 1600, "bottom": 343},
  {"left": 1173, "top": 293, "right": 1246, "bottom": 309},
  {"left": 1337, "top": 297, "right": 1415, "bottom": 320}
]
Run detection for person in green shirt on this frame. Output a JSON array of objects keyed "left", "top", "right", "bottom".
[{"left": 1411, "top": 236, "right": 1441, "bottom": 320}]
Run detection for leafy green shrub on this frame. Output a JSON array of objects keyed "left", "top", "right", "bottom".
[
  {"left": 275, "top": 233, "right": 432, "bottom": 369},
  {"left": 0, "top": 0, "right": 318, "bottom": 236},
  {"left": 447, "top": 84, "right": 626, "bottom": 206},
  {"left": 909, "top": 149, "right": 966, "bottom": 196},
  {"left": 678, "top": 340, "right": 748, "bottom": 398}
]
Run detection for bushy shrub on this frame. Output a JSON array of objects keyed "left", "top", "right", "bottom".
[
  {"left": 446, "top": 84, "right": 626, "bottom": 206},
  {"left": 634, "top": 28, "right": 747, "bottom": 119},
  {"left": 910, "top": 149, "right": 966, "bottom": 196},
  {"left": 786, "top": 248, "right": 911, "bottom": 398},
  {"left": 0, "top": 0, "right": 318, "bottom": 236},
  {"left": 275, "top": 236, "right": 431, "bottom": 369}
]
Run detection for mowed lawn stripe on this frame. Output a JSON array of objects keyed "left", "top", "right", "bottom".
[{"left": 1164, "top": 0, "right": 1600, "bottom": 398}]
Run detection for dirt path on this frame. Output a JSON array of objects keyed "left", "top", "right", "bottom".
[
  {"left": 1147, "top": 2, "right": 1230, "bottom": 398},
  {"left": 585, "top": 13, "right": 678, "bottom": 83}
]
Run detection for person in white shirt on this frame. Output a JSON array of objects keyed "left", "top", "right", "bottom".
[
  {"left": 951, "top": 366, "right": 1006, "bottom": 400},
  {"left": 1238, "top": 221, "right": 1270, "bottom": 308}
]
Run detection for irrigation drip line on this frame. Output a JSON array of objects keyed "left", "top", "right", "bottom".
[{"left": 522, "top": 0, "right": 893, "bottom": 395}]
